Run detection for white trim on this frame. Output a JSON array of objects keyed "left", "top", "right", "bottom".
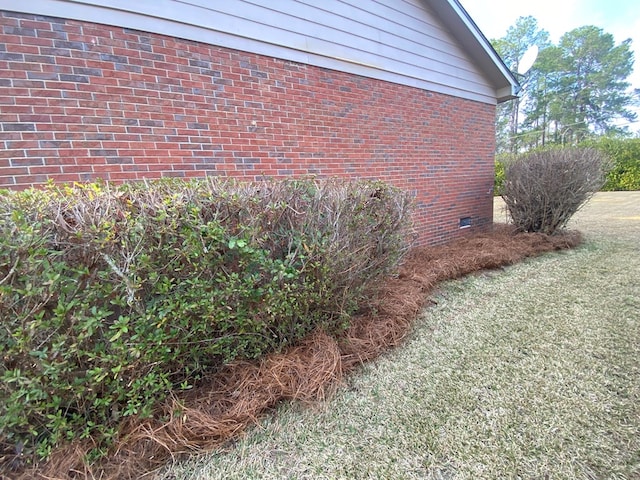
[{"left": 441, "top": 0, "right": 519, "bottom": 101}]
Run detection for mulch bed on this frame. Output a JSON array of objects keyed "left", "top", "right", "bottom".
[{"left": 3, "top": 225, "right": 582, "bottom": 480}]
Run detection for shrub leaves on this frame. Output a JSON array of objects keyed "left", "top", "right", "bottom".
[{"left": 0, "top": 178, "right": 412, "bottom": 465}]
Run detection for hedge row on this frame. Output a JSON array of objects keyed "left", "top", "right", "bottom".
[
  {"left": 0, "top": 178, "right": 413, "bottom": 461},
  {"left": 580, "top": 137, "right": 640, "bottom": 191}
]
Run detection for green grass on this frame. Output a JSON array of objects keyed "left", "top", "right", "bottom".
[{"left": 157, "top": 192, "right": 640, "bottom": 480}]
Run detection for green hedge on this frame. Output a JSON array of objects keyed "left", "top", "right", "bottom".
[
  {"left": 580, "top": 137, "right": 640, "bottom": 191},
  {"left": 0, "top": 178, "right": 412, "bottom": 461},
  {"left": 494, "top": 154, "right": 511, "bottom": 195}
]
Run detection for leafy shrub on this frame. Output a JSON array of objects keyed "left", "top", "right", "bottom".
[
  {"left": 494, "top": 154, "right": 514, "bottom": 196},
  {"left": 0, "top": 178, "right": 412, "bottom": 462},
  {"left": 501, "top": 148, "right": 607, "bottom": 234},
  {"left": 580, "top": 137, "right": 640, "bottom": 191}
]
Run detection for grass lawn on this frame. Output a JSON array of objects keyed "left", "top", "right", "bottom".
[{"left": 158, "top": 192, "right": 640, "bottom": 480}]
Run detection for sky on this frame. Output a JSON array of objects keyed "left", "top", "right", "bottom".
[{"left": 459, "top": 0, "right": 640, "bottom": 131}]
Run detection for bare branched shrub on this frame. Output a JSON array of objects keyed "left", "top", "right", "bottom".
[{"left": 501, "top": 148, "right": 608, "bottom": 234}]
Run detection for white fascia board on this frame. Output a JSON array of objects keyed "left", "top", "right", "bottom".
[{"left": 434, "top": 0, "right": 520, "bottom": 101}]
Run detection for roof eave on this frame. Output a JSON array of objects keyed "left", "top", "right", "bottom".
[
  {"left": 428, "top": 0, "right": 520, "bottom": 104},
  {"left": 496, "top": 85, "right": 519, "bottom": 103}
]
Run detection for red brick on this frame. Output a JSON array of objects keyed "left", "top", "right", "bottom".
[
  {"left": 0, "top": 11, "right": 497, "bottom": 245},
  {"left": 30, "top": 165, "right": 63, "bottom": 174}
]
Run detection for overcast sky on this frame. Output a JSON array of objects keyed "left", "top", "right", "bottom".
[{"left": 460, "top": 0, "right": 640, "bottom": 130}]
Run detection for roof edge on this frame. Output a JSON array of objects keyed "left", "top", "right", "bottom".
[{"left": 429, "top": 0, "right": 519, "bottom": 103}]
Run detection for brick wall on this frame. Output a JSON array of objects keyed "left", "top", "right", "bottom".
[{"left": 0, "top": 11, "right": 497, "bottom": 245}]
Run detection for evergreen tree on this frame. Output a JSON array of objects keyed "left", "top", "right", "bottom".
[
  {"left": 550, "top": 26, "right": 636, "bottom": 143},
  {"left": 491, "top": 16, "right": 550, "bottom": 153},
  {"left": 493, "top": 20, "right": 637, "bottom": 150}
]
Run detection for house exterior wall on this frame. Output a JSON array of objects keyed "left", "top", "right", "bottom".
[
  {"left": 0, "top": 0, "right": 502, "bottom": 104},
  {"left": 0, "top": 11, "right": 497, "bottom": 245}
]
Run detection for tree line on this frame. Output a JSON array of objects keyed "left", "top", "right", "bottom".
[{"left": 492, "top": 16, "right": 639, "bottom": 153}]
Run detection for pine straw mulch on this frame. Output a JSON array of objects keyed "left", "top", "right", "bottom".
[{"left": 3, "top": 225, "right": 582, "bottom": 480}]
